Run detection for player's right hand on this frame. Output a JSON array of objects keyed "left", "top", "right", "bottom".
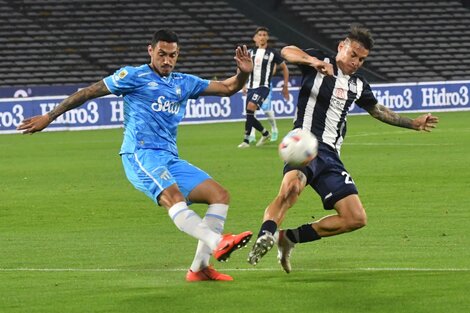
[
  {"left": 314, "top": 60, "right": 334, "bottom": 76},
  {"left": 17, "top": 114, "right": 52, "bottom": 134}
]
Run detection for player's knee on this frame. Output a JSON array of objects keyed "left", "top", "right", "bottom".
[
  {"left": 247, "top": 102, "right": 257, "bottom": 111},
  {"left": 158, "top": 187, "right": 186, "bottom": 209},
  {"left": 347, "top": 209, "right": 367, "bottom": 231},
  {"left": 281, "top": 180, "right": 302, "bottom": 205},
  {"left": 353, "top": 215, "right": 367, "bottom": 230},
  {"left": 213, "top": 187, "right": 230, "bottom": 204}
]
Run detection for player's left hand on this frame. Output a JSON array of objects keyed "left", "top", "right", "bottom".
[
  {"left": 234, "top": 45, "right": 253, "bottom": 74},
  {"left": 413, "top": 113, "right": 439, "bottom": 132}
]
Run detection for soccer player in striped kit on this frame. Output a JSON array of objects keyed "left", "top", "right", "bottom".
[
  {"left": 17, "top": 29, "right": 254, "bottom": 282},
  {"left": 238, "top": 26, "right": 290, "bottom": 148},
  {"left": 248, "top": 24, "right": 439, "bottom": 272}
]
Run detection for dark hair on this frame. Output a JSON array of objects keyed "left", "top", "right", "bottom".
[
  {"left": 347, "top": 24, "right": 374, "bottom": 50},
  {"left": 254, "top": 26, "right": 269, "bottom": 35},
  {"left": 151, "top": 29, "right": 179, "bottom": 47}
]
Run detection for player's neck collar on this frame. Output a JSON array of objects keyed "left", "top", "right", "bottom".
[{"left": 148, "top": 64, "right": 172, "bottom": 79}]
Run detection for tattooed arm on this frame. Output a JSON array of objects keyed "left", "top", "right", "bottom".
[
  {"left": 17, "top": 80, "right": 110, "bottom": 134},
  {"left": 365, "top": 103, "right": 439, "bottom": 132}
]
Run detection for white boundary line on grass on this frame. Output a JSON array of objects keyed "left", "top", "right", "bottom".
[
  {"left": 1, "top": 267, "right": 469, "bottom": 272},
  {"left": 345, "top": 142, "right": 447, "bottom": 146}
]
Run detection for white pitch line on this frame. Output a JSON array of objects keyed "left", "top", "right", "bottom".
[
  {"left": 0, "top": 267, "right": 469, "bottom": 272},
  {"left": 346, "top": 127, "right": 470, "bottom": 138},
  {"left": 344, "top": 142, "right": 448, "bottom": 146},
  {"left": 347, "top": 130, "right": 411, "bottom": 137}
]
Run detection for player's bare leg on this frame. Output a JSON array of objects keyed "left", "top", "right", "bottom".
[
  {"left": 278, "top": 195, "right": 366, "bottom": 273},
  {"left": 248, "top": 170, "right": 306, "bottom": 265},
  {"left": 311, "top": 195, "right": 366, "bottom": 237}
]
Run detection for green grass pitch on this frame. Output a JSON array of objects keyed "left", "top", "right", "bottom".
[{"left": 1, "top": 111, "right": 469, "bottom": 313}]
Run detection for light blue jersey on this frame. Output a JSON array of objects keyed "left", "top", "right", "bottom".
[
  {"left": 103, "top": 64, "right": 209, "bottom": 155},
  {"left": 103, "top": 64, "right": 211, "bottom": 204}
]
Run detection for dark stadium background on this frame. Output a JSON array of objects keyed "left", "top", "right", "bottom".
[{"left": 1, "top": 0, "right": 469, "bottom": 89}]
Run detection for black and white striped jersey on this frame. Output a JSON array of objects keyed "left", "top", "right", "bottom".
[
  {"left": 294, "top": 48, "right": 378, "bottom": 154},
  {"left": 247, "top": 47, "right": 284, "bottom": 89}
]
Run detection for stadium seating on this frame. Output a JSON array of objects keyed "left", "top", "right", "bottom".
[
  {"left": 282, "top": 0, "right": 470, "bottom": 82},
  {"left": 0, "top": 0, "right": 469, "bottom": 86},
  {"left": 0, "top": 0, "right": 289, "bottom": 86}
]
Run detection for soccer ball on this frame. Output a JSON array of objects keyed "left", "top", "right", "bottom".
[{"left": 278, "top": 129, "right": 318, "bottom": 166}]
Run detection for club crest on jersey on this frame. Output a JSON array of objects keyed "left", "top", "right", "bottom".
[
  {"left": 175, "top": 86, "right": 181, "bottom": 98},
  {"left": 333, "top": 88, "right": 348, "bottom": 100}
]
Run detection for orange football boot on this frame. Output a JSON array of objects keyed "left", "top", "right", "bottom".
[
  {"left": 186, "top": 265, "right": 233, "bottom": 282},
  {"left": 213, "top": 231, "right": 253, "bottom": 262}
]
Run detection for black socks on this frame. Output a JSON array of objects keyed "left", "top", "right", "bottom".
[
  {"left": 257, "top": 221, "right": 321, "bottom": 243},
  {"left": 285, "top": 223, "right": 321, "bottom": 243},
  {"left": 258, "top": 220, "right": 277, "bottom": 237}
]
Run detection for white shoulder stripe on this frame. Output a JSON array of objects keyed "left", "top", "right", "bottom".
[
  {"left": 302, "top": 71, "right": 324, "bottom": 131},
  {"left": 356, "top": 78, "right": 364, "bottom": 99},
  {"left": 301, "top": 57, "right": 330, "bottom": 130},
  {"left": 138, "top": 71, "right": 152, "bottom": 77}
]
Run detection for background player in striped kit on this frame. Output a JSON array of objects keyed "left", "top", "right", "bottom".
[
  {"left": 238, "top": 26, "right": 289, "bottom": 148},
  {"left": 247, "top": 24, "right": 439, "bottom": 271},
  {"left": 248, "top": 84, "right": 274, "bottom": 144},
  {"left": 17, "top": 29, "right": 253, "bottom": 282}
]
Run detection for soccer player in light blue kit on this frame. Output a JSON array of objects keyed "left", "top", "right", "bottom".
[{"left": 18, "top": 29, "right": 253, "bottom": 282}]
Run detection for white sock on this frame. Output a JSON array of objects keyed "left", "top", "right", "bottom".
[
  {"left": 265, "top": 110, "right": 277, "bottom": 132},
  {"left": 168, "top": 202, "right": 220, "bottom": 251},
  {"left": 190, "top": 204, "right": 228, "bottom": 272},
  {"left": 250, "top": 127, "right": 256, "bottom": 138}
]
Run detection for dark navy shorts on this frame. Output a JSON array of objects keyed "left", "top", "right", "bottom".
[
  {"left": 283, "top": 143, "right": 358, "bottom": 210},
  {"left": 246, "top": 86, "right": 270, "bottom": 108}
]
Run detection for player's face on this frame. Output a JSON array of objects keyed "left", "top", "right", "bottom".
[
  {"left": 253, "top": 31, "right": 269, "bottom": 48},
  {"left": 148, "top": 41, "right": 179, "bottom": 76},
  {"left": 336, "top": 39, "right": 369, "bottom": 75}
]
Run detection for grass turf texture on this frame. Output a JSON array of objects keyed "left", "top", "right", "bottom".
[{"left": 1, "top": 111, "right": 469, "bottom": 312}]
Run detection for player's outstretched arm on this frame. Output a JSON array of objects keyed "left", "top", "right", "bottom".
[
  {"left": 281, "top": 45, "right": 333, "bottom": 76},
  {"left": 366, "top": 103, "right": 439, "bottom": 132},
  {"left": 280, "top": 62, "right": 290, "bottom": 100},
  {"left": 201, "top": 45, "right": 253, "bottom": 97},
  {"left": 17, "top": 80, "right": 111, "bottom": 134}
]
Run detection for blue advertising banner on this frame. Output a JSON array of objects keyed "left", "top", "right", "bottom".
[
  {"left": 0, "top": 87, "right": 298, "bottom": 134},
  {"left": 349, "top": 80, "right": 470, "bottom": 114},
  {"left": 1, "top": 80, "right": 469, "bottom": 134}
]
